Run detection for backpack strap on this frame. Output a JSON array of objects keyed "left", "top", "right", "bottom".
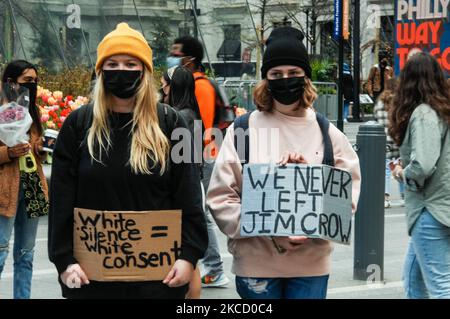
[
  {"left": 233, "top": 111, "right": 253, "bottom": 165},
  {"left": 316, "top": 112, "right": 335, "bottom": 166},
  {"left": 157, "top": 102, "right": 178, "bottom": 139},
  {"left": 75, "top": 104, "right": 93, "bottom": 149}
]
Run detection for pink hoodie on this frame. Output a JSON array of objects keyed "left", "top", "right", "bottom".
[{"left": 207, "top": 108, "right": 361, "bottom": 278}]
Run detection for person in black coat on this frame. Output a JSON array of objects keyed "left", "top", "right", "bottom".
[{"left": 342, "top": 63, "right": 354, "bottom": 122}]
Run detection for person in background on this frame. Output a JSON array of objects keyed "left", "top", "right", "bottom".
[
  {"left": 168, "top": 36, "right": 230, "bottom": 288},
  {"left": 342, "top": 63, "right": 354, "bottom": 122},
  {"left": 389, "top": 52, "right": 450, "bottom": 299},
  {"left": 161, "top": 65, "right": 205, "bottom": 298},
  {"left": 0, "top": 60, "right": 48, "bottom": 299},
  {"left": 374, "top": 78, "right": 405, "bottom": 208},
  {"left": 161, "top": 66, "right": 203, "bottom": 135},
  {"left": 367, "top": 53, "right": 394, "bottom": 102},
  {"left": 48, "top": 23, "right": 207, "bottom": 299},
  {"left": 207, "top": 26, "right": 361, "bottom": 299}
]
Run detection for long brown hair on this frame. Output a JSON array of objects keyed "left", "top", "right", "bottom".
[
  {"left": 253, "top": 77, "right": 317, "bottom": 112},
  {"left": 388, "top": 52, "right": 450, "bottom": 145},
  {"left": 378, "top": 78, "right": 397, "bottom": 112}
]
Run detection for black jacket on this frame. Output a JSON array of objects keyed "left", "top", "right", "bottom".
[{"left": 48, "top": 104, "right": 207, "bottom": 298}]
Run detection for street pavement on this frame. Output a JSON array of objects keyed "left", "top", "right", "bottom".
[{"left": 0, "top": 121, "right": 410, "bottom": 299}]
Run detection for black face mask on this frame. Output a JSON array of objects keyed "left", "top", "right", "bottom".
[
  {"left": 20, "top": 82, "right": 38, "bottom": 107},
  {"left": 268, "top": 76, "right": 306, "bottom": 106},
  {"left": 103, "top": 70, "right": 142, "bottom": 99}
]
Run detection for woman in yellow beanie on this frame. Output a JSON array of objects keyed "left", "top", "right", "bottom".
[{"left": 48, "top": 23, "right": 207, "bottom": 299}]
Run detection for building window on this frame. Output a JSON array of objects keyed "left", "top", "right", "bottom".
[
  {"left": 217, "top": 24, "right": 241, "bottom": 61},
  {"left": 223, "top": 24, "right": 241, "bottom": 41}
]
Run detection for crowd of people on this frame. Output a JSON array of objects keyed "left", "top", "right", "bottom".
[{"left": 0, "top": 22, "right": 449, "bottom": 299}]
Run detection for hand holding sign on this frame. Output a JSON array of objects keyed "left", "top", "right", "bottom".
[
  {"left": 277, "top": 152, "right": 308, "bottom": 166},
  {"left": 61, "top": 263, "right": 90, "bottom": 289},
  {"left": 272, "top": 236, "right": 311, "bottom": 253},
  {"left": 163, "top": 259, "right": 194, "bottom": 288}
]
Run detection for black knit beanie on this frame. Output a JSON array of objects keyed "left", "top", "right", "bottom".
[{"left": 261, "top": 26, "right": 312, "bottom": 79}]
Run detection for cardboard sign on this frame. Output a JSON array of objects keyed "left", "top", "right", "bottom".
[
  {"left": 395, "top": 0, "right": 450, "bottom": 76},
  {"left": 240, "top": 164, "right": 353, "bottom": 245},
  {"left": 74, "top": 209, "right": 182, "bottom": 282}
]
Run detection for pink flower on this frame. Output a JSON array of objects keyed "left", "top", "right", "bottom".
[
  {"left": 0, "top": 105, "right": 26, "bottom": 123},
  {"left": 41, "top": 114, "right": 49, "bottom": 122}
]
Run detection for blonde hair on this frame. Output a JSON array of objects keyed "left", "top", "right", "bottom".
[
  {"left": 88, "top": 67, "right": 170, "bottom": 175},
  {"left": 253, "top": 77, "right": 318, "bottom": 112}
]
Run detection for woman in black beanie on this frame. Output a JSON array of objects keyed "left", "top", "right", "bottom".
[{"left": 207, "top": 27, "right": 361, "bottom": 299}]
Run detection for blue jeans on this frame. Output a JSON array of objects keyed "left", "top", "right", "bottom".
[
  {"left": 200, "top": 161, "right": 224, "bottom": 276},
  {"left": 385, "top": 159, "right": 405, "bottom": 198},
  {"left": 403, "top": 209, "right": 450, "bottom": 299},
  {"left": 0, "top": 185, "right": 39, "bottom": 299},
  {"left": 344, "top": 100, "right": 350, "bottom": 120},
  {"left": 236, "top": 275, "right": 329, "bottom": 299}
]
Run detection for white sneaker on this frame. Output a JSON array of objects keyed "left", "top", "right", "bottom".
[
  {"left": 384, "top": 200, "right": 391, "bottom": 208},
  {"left": 201, "top": 273, "right": 230, "bottom": 288}
]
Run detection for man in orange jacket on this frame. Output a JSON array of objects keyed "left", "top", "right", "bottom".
[{"left": 168, "top": 36, "right": 230, "bottom": 288}]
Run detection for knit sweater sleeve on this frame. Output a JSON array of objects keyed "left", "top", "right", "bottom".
[
  {"left": 47, "top": 110, "right": 80, "bottom": 274},
  {"left": 169, "top": 113, "right": 208, "bottom": 267},
  {"left": 206, "top": 123, "right": 245, "bottom": 239},
  {"left": 330, "top": 125, "right": 362, "bottom": 214}
]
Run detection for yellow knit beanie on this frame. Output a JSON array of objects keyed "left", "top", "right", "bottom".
[{"left": 96, "top": 22, "right": 153, "bottom": 73}]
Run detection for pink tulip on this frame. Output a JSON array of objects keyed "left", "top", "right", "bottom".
[{"left": 41, "top": 114, "right": 49, "bottom": 122}]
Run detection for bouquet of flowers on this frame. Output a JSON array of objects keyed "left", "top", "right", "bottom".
[
  {"left": 37, "top": 86, "right": 89, "bottom": 131},
  {"left": 0, "top": 85, "right": 33, "bottom": 147}
]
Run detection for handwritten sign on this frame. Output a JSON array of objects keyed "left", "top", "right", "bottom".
[
  {"left": 241, "top": 164, "right": 353, "bottom": 245},
  {"left": 395, "top": 0, "right": 450, "bottom": 76},
  {"left": 74, "top": 209, "right": 182, "bottom": 281}
]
